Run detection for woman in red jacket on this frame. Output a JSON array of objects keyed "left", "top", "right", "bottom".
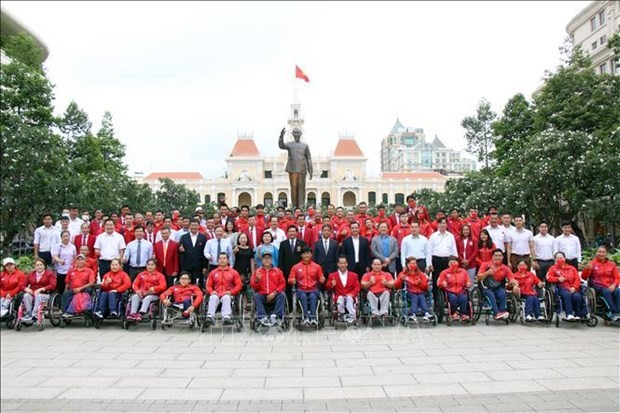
[
  {"left": 94, "top": 258, "right": 131, "bottom": 319},
  {"left": 205, "top": 253, "right": 242, "bottom": 326},
  {"left": 161, "top": 272, "right": 204, "bottom": 321},
  {"left": 438, "top": 256, "right": 472, "bottom": 321},
  {"left": 361, "top": 218, "right": 378, "bottom": 243},
  {"left": 476, "top": 229, "right": 496, "bottom": 268},
  {"left": 394, "top": 257, "right": 432, "bottom": 322},
  {"left": 414, "top": 207, "right": 433, "bottom": 239},
  {"left": 128, "top": 259, "right": 166, "bottom": 322},
  {"left": 1, "top": 258, "right": 26, "bottom": 320},
  {"left": 361, "top": 258, "right": 395, "bottom": 319},
  {"left": 581, "top": 245, "right": 620, "bottom": 321},
  {"left": 546, "top": 251, "right": 584, "bottom": 321},
  {"left": 512, "top": 260, "right": 545, "bottom": 321},
  {"left": 19, "top": 258, "right": 56, "bottom": 324},
  {"left": 457, "top": 224, "right": 479, "bottom": 283},
  {"left": 478, "top": 249, "right": 515, "bottom": 320}
]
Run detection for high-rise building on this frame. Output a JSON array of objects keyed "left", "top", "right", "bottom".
[
  {"left": 380, "top": 118, "right": 476, "bottom": 174},
  {"left": 567, "top": 0, "right": 619, "bottom": 75}
]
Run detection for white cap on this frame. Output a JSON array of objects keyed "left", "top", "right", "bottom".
[
  {"left": 2, "top": 257, "right": 15, "bottom": 266},
  {"left": 195, "top": 207, "right": 204, "bottom": 212}
]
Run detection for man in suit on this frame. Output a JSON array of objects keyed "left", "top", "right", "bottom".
[
  {"left": 241, "top": 215, "right": 261, "bottom": 251},
  {"left": 178, "top": 219, "right": 208, "bottom": 288},
  {"left": 341, "top": 222, "right": 370, "bottom": 279},
  {"left": 296, "top": 214, "right": 316, "bottom": 248},
  {"left": 74, "top": 223, "right": 96, "bottom": 259},
  {"left": 313, "top": 224, "right": 339, "bottom": 280},
  {"left": 370, "top": 222, "right": 399, "bottom": 275},
  {"left": 278, "top": 225, "right": 306, "bottom": 308},
  {"left": 153, "top": 226, "right": 179, "bottom": 288}
]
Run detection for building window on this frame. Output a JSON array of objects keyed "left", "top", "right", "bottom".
[
  {"left": 264, "top": 170, "right": 272, "bottom": 179},
  {"left": 368, "top": 191, "right": 376, "bottom": 206},
  {"left": 592, "top": 41, "right": 598, "bottom": 51},
  {"left": 321, "top": 192, "right": 331, "bottom": 207},
  {"left": 343, "top": 191, "right": 356, "bottom": 207},
  {"left": 599, "top": 10, "right": 606, "bottom": 26},
  {"left": 204, "top": 195, "right": 211, "bottom": 204},
  {"left": 321, "top": 170, "right": 328, "bottom": 178},
  {"left": 307, "top": 192, "right": 316, "bottom": 207},
  {"left": 600, "top": 35, "right": 607, "bottom": 46},
  {"left": 599, "top": 62, "right": 607, "bottom": 74},
  {"left": 217, "top": 192, "right": 226, "bottom": 206},
  {"left": 395, "top": 193, "right": 404, "bottom": 204},
  {"left": 264, "top": 192, "right": 273, "bottom": 207},
  {"left": 382, "top": 193, "right": 388, "bottom": 204},
  {"left": 278, "top": 192, "right": 288, "bottom": 208},
  {"left": 590, "top": 16, "right": 598, "bottom": 31}
]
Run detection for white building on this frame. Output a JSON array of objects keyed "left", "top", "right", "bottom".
[{"left": 567, "top": 0, "right": 620, "bottom": 75}]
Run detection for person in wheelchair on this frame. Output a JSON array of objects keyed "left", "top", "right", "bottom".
[
  {"left": 361, "top": 258, "right": 395, "bottom": 321},
  {"left": 128, "top": 259, "right": 166, "bottom": 322},
  {"left": 325, "top": 256, "right": 360, "bottom": 325},
  {"left": 394, "top": 256, "right": 433, "bottom": 322},
  {"left": 289, "top": 246, "right": 325, "bottom": 327},
  {"left": 477, "top": 249, "right": 515, "bottom": 321},
  {"left": 19, "top": 258, "right": 56, "bottom": 324},
  {"left": 438, "top": 256, "right": 472, "bottom": 321},
  {"left": 205, "top": 253, "right": 242, "bottom": 326},
  {"left": 582, "top": 245, "right": 620, "bottom": 321},
  {"left": 251, "top": 251, "right": 286, "bottom": 327},
  {"left": 94, "top": 258, "right": 131, "bottom": 319},
  {"left": 61, "top": 254, "right": 96, "bottom": 319},
  {"left": 1, "top": 257, "right": 26, "bottom": 320},
  {"left": 161, "top": 272, "right": 203, "bottom": 324},
  {"left": 546, "top": 251, "right": 585, "bottom": 321},
  {"left": 512, "top": 260, "right": 545, "bottom": 321}
]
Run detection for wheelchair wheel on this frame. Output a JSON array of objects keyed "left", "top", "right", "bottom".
[
  {"left": 587, "top": 316, "right": 598, "bottom": 327},
  {"left": 122, "top": 318, "right": 129, "bottom": 330},
  {"left": 470, "top": 287, "right": 482, "bottom": 322},
  {"left": 585, "top": 287, "right": 597, "bottom": 318},
  {"left": 555, "top": 312, "right": 560, "bottom": 328},
  {"left": 433, "top": 291, "right": 444, "bottom": 324},
  {"left": 48, "top": 294, "right": 62, "bottom": 327},
  {"left": 507, "top": 293, "right": 519, "bottom": 323},
  {"left": 93, "top": 316, "right": 102, "bottom": 329},
  {"left": 544, "top": 288, "right": 554, "bottom": 323}
]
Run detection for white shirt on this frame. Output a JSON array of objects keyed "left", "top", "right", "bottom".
[
  {"left": 485, "top": 224, "right": 507, "bottom": 252},
  {"left": 533, "top": 233, "right": 555, "bottom": 260},
  {"left": 190, "top": 232, "right": 198, "bottom": 248},
  {"left": 428, "top": 231, "right": 457, "bottom": 258},
  {"left": 268, "top": 228, "right": 286, "bottom": 249},
  {"left": 554, "top": 234, "right": 582, "bottom": 262},
  {"left": 204, "top": 237, "right": 235, "bottom": 266},
  {"left": 338, "top": 270, "right": 348, "bottom": 287},
  {"left": 94, "top": 232, "right": 126, "bottom": 260},
  {"left": 506, "top": 228, "right": 533, "bottom": 255},
  {"left": 33, "top": 225, "right": 60, "bottom": 252},
  {"left": 322, "top": 237, "right": 330, "bottom": 253},
  {"left": 400, "top": 234, "right": 431, "bottom": 268},
  {"left": 351, "top": 236, "right": 360, "bottom": 263}
]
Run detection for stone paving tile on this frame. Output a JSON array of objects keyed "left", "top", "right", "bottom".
[
  {"left": 461, "top": 380, "right": 547, "bottom": 395},
  {"left": 91, "top": 368, "right": 165, "bottom": 377},
  {"left": 188, "top": 377, "right": 265, "bottom": 389},
  {"left": 73, "top": 359, "right": 141, "bottom": 368},
  {"left": 38, "top": 377, "right": 118, "bottom": 388},
  {"left": 373, "top": 364, "right": 444, "bottom": 375},
  {"left": 231, "top": 368, "right": 303, "bottom": 377},
  {"left": 482, "top": 402, "right": 534, "bottom": 412},
  {"left": 266, "top": 376, "right": 341, "bottom": 388},
  {"left": 1, "top": 387, "right": 68, "bottom": 400},
  {"left": 220, "top": 388, "right": 302, "bottom": 401},
  {"left": 305, "top": 386, "right": 387, "bottom": 400},
  {"left": 138, "top": 388, "right": 223, "bottom": 400},
  {"left": 485, "top": 368, "right": 565, "bottom": 381},
  {"left": 57, "top": 387, "right": 145, "bottom": 400},
  {"left": 160, "top": 368, "right": 233, "bottom": 378},
  {"left": 440, "top": 404, "right": 490, "bottom": 412},
  {"left": 340, "top": 374, "right": 416, "bottom": 387},
  {"left": 536, "top": 377, "right": 619, "bottom": 391},
  {"left": 24, "top": 367, "right": 97, "bottom": 377},
  {"left": 413, "top": 371, "right": 490, "bottom": 384},
  {"left": 440, "top": 361, "right": 512, "bottom": 373},
  {"left": 1, "top": 376, "right": 46, "bottom": 388},
  {"left": 114, "top": 378, "right": 191, "bottom": 389},
  {"left": 303, "top": 367, "right": 373, "bottom": 377},
  {"left": 270, "top": 359, "right": 336, "bottom": 368},
  {"left": 385, "top": 383, "right": 466, "bottom": 398}
]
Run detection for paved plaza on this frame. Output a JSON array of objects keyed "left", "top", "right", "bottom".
[{"left": 1, "top": 321, "right": 618, "bottom": 412}]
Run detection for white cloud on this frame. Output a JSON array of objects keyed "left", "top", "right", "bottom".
[{"left": 3, "top": 0, "right": 590, "bottom": 177}]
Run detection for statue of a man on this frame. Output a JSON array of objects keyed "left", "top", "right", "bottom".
[{"left": 278, "top": 127, "right": 312, "bottom": 208}]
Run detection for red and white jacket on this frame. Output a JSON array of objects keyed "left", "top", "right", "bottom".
[
  {"left": 289, "top": 261, "right": 324, "bottom": 291},
  {"left": 325, "top": 270, "right": 360, "bottom": 301},
  {"left": 25, "top": 270, "right": 56, "bottom": 293},
  {"left": 207, "top": 266, "right": 242, "bottom": 297},
  {"left": 251, "top": 267, "right": 286, "bottom": 295},
  {"left": 394, "top": 269, "right": 428, "bottom": 294},
  {"left": 546, "top": 264, "right": 580, "bottom": 290},
  {"left": 513, "top": 269, "right": 541, "bottom": 296},
  {"left": 160, "top": 284, "right": 203, "bottom": 308},
  {"left": 0, "top": 269, "right": 26, "bottom": 297},
  {"left": 582, "top": 258, "right": 620, "bottom": 289},
  {"left": 361, "top": 271, "right": 393, "bottom": 295},
  {"left": 101, "top": 270, "right": 131, "bottom": 293},
  {"left": 438, "top": 267, "right": 470, "bottom": 295},
  {"left": 132, "top": 271, "right": 166, "bottom": 295}
]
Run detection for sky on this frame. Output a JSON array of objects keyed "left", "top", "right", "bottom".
[{"left": 3, "top": 1, "right": 591, "bottom": 178}]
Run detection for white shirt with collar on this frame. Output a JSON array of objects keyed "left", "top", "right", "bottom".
[
  {"left": 533, "top": 233, "right": 555, "bottom": 260},
  {"left": 554, "top": 233, "right": 582, "bottom": 262},
  {"left": 338, "top": 270, "right": 348, "bottom": 287}
]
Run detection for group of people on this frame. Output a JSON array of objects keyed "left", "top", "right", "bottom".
[{"left": 1, "top": 196, "right": 619, "bottom": 329}]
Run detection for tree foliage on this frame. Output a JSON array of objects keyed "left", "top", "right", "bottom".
[
  {"left": 461, "top": 98, "right": 497, "bottom": 170},
  {"left": 153, "top": 178, "right": 201, "bottom": 217}
]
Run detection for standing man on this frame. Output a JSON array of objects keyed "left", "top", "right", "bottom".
[
  {"left": 90, "top": 209, "right": 105, "bottom": 236},
  {"left": 391, "top": 211, "right": 412, "bottom": 274},
  {"left": 278, "top": 127, "right": 313, "bottom": 208},
  {"left": 427, "top": 218, "right": 458, "bottom": 298},
  {"left": 267, "top": 216, "right": 287, "bottom": 249},
  {"left": 533, "top": 222, "right": 555, "bottom": 281},
  {"left": 341, "top": 222, "right": 370, "bottom": 278},
  {"left": 94, "top": 219, "right": 126, "bottom": 281},
  {"left": 400, "top": 222, "right": 431, "bottom": 272},
  {"left": 370, "top": 222, "right": 399, "bottom": 275},
  {"left": 56, "top": 206, "right": 83, "bottom": 242},
  {"left": 204, "top": 226, "right": 234, "bottom": 273},
  {"left": 554, "top": 221, "right": 582, "bottom": 270},
  {"left": 153, "top": 227, "right": 179, "bottom": 288},
  {"left": 485, "top": 213, "right": 507, "bottom": 253},
  {"left": 178, "top": 219, "right": 208, "bottom": 287},
  {"left": 74, "top": 223, "right": 96, "bottom": 259},
  {"left": 124, "top": 226, "right": 153, "bottom": 283},
  {"left": 33, "top": 214, "right": 60, "bottom": 267},
  {"left": 505, "top": 216, "right": 535, "bottom": 272},
  {"left": 313, "top": 224, "right": 339, "bottom": 278},
  {"left": 279, "top": 225, "right": 306, "bottom": 308}
]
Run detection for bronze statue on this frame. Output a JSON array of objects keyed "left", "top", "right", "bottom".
[{"left": 278, "top": 127, "right": 313, "bottom": 208}]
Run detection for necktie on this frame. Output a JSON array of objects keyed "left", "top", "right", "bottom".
[
  {"left": 210, "top": 231, "right": 214, "bottom": 239},
  {"left": 136, "top": 240, "right": 142, "bottom": 267},
  {"left": 217, "top": 239, "right": 222, "bottom": 258},
  {"left": 82, "top": 235, "right": 87, "bottom": 246},
  {"left": 163, "top": 240, "right": 168, "bottom": 265},
  {"left": 250, "top": 227, "right": 255, "bottom": 247},
  {"left": 291, "top": 240, "right": 295, "bottom": 252},
  {"left": 324, "top": 239, "right": 329, "bottom": 254}
]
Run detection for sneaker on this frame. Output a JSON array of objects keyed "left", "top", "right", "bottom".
[
  {"left": 574, "top": 316, "right": 581, "bottom": 321},
  {"left": 461, "top": 315, "right": 470, "bottom": 321},
  {"left": 611, "top": 314, "right": 620, "bottom": 322},
  {"left": 259, "top": 317, "right": 270, "bottom": 326},
  {"left": 310, "top": 319, "right": 318, "bottom": 326},
  {"left": 61, "top": 313, "right": 74, "bottom": 319},
  {"left": 205, "top": 315, "right": 215, "bottom": 326},
  {"left": 94, "top": 311, "right": 103, "bottom": 319},
  {"left": 21, "top": 315, "right": 33, "bottom": 323},
  {"left": 276, "top": 317, "right": 284, "bottom": 327},
  {"left": 500, "top": 311, "right": 509, "bottom": 319},
  {"left": 126, "top": 314, "right": 135, "bottom": 321},
  {"left": 408, "top": 315, "right": 417, "bottom": 322},
  {"left": 566, "top": 314, "right": 575, "bottom": 321},
  {"left": 537, "top": 315, "right": 546, "bottom": 321},
  {"left": 345, "top": 315, "right": 355, "bottom": 325},
  {"left": 303, "top": 318, "right": 310, "bottom": 326},
  {"left": 452, "top": 313, "right": 460, "bottom": 321},
  {"left": 109, "top": 311, "right": 118, "bottom": 318},
  {"left": 134, "top": 314, "right": 143, "bottom": 322},
  {"left": 525, "top": 315, "right": 533, "bottom": 322},
  {"left": 173, "top": 303, "right": 184, "bottom": 310},
  {"left": 182, "top": 311, "right": 189, "bottom": 318},
  {"left": 269, "top": 314, "right": 277, "bottom": 326},
  {"left": 423, "top": 312, "right": 432, "bottom": 321},
  {"left": 0, "top": 309, "right": 8, "bottom": 318},
  {"left": 223, "top": 316, "right": 233, "bottom": 325}
]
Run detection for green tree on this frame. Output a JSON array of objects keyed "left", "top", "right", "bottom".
[
  {"left": 461, "top": 98, "right": 497, "bottom": 170},
  {"left": 154, "top": 178, "right": 200, "bottom": 217},
  {"left": 492, "top": 93, "right": 534, "bottom": 174}
]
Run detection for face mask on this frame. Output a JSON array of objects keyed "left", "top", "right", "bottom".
[
  {"left": 408, "top": 201, "right": 416, "bottom": 208},
  {"left": 308, "top": 209, "right": 315, "bottom": 216},
  {"left": 518, "top": 266, "right": 527, "bottom": 273},
  {"left": 556, "top": 258, "right": 566, "bottom": 265},
  {"left": 407, "top": 262, "right": 417, "bottom": 272},
  {"left": 82, "top": 215, "right": 89, "bottom": 221},
  {"left": 419, "top": 213, "right": 425, "bottom": 219},
  {"left": 379, "top": 210, "right": 385, "bottom": 216},
  {"left": 449, "top": 262, "right": 459, "bottom": 269},
  {"left": 471, "top": 212, "right": 478, "bottom": 218}
]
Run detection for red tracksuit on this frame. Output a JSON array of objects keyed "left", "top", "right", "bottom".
[
  {"left": 289, "top": 261, "right": 324, "bottom": 292},
  {"left": 438, "top": 268, "right": 470, "bottom": 295},
  {"left": 251, "top": 267, "right": 286, "bottom": 295},
  {"left": 394, "top": 270, "right": 429, "bottom": 294},
  {"left": 25, "top": 270, "right": 56, "bottom": 293},
  {"left": 478, "top": 262, "right": 515, "bottom": 285},
  {"left": 160, "top": 284, "right": 203, "bottom": 307},
  {"left": 391, "top": 225, "right": 412, "bottom": 249},
  {"left": 101, "top": 270, "right": 131, "bottom": 293},
  {"left": 361, "top": 271, "right": 394, "bottom": 295},
  {"left": 207, "top": 266, "right": 242, "bottom": 296},
  {"left": 513, "top": 270, "right": 541, "bottom": 296},
  {"left": 0, "top": 270, "right": 26, "bottom": 297},
  {"left": 132, "top": 271, "right": 167, "bottom": 295},
  {"left": 546, "top": 264, "right": 580, "bottom": 290},
  {"left": 65, "top": 267, "right": 96, "bottom": 289},
  {"left": 582, "top": 258, "right": 620, "bottom": 289}
]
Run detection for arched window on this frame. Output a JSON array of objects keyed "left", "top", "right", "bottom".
[
  {"left": 321, "top": 192, "right": 331, "bottom": 207},
  {"left": 238, "top": 192, "right": 251, "bottom": 207},
  {"left": 278, "top": 192, "right": 288, "bottom": 208},
  {"left": 382, "top": 193, "right": 388, "bottom": 204},
  {"left": 263, "top": 192, "right": 273, "bottom": 207},
  {"left": 395, "top": 193, "right": 404, "bottom": 204},
  {"left": 307, "top": 192, "right": 316, "bottom": 207},
  {"left": 204, "top": 194, "right": 211, "bottom": 204},
  {"left": 343, "top": 191, "right": 356, "bottom": 207},
  {"left": 368, "top": 192, "right": 376, "bottom": 206}
]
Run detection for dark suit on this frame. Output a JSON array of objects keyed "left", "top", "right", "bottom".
[
  {"left": 178, "top": 232, "right": 207, "bottom": 287},
  {"left": 313, "top": 237, "right": 339, "bottom": 277},
  {"left": 341, "top": 235, "right": 370, "bottom": 279},
  {"left": 278, "top": 238, "right": 307, "bottom": 308}
]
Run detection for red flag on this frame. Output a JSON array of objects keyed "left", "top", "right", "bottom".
[{"left": 295, "top": 65, "right": 310, "bottom": 82}]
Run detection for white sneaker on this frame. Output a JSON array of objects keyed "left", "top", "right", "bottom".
[
  {"left": 612, "top": 314, "right": 620, "bottom": 322},
  {"left": 574, "top": 316, "right": 581, "bottom": 321},
  {"left": 0, "top": 309, "right": 8, "bottom": 318},
  {"left": 525, "top": 315, "right": 533, "bottom": 321},
  {"left": 310, "top": 319, "right": 318, "bottom": 326},
  {"left": 423, "top": 312, "right": 432, "bottom": 321},
  {"left": 259, "top": 317, "right": 270, "bottom": 326},
  {"left": 537, "top": 315, "right": 546, "bottom": 321},
  {"left": 269, "top": 314, "right": 277, "bottom": 326},
  {"left": 21, "top": 315, "right": 33, "bottom": 322},
  {"left": 303, "top": 318, "right": 310, "bottom": 326},
  {"left": 408, "top": 315, "right": 417, "bottom": 322},
  {"left": 566, "top": 314, "right": 575, "bottom": 321}
]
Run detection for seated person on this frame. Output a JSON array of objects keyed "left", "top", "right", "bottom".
[
  {"left": 477, "top": 249, "right": 516, "bottom": 320},
  {"left": 128, "top": 259, "right": 166, "bottom": 322},
  {"left": 439, "top": 256, "right": 472, "bottom": 321},
  {"left": 394, "top": 256, "right": 432, "bottom": 322},
  {"left": 20, "top": 258, "right": 56, "bottom": 323},
  {"left": 94, "top": 258, "right": 131, "bottom": 319},
  {"left": 360, "top": 258, "right": 395, "bottom": 319},
  {"left": 547, "top": 251, "right": 585, "bottom": 321},
  {"left": 79, "top": 245, "right": 99, "bottom": 278},
  {"left": 288, "top": 246, "right": 325, "bottom": 326},
  {"left": 250, "top": 251, "right": 286, "bottom": 327},
  {"left": 0, "top": 257, "right": 26, "bottom": 319},
  {"left": 61, "top": 254, "right": 96, "bottom": 318},
  {"left": 512, "top": 260, "right": 545, "bottom": 321},
  {"left": 205, "top": 253, "right": 242, "bottom": 326},
  {"left": 582, "top": 245, "right": 620, "bottom": 321},
  {"left": 161, "top": 272, "right": 204, "bottom": 323},
  {"left": 325, "top": 256, "right": 360, "bottom": 324}
]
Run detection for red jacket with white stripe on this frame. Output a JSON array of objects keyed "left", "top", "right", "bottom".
[
  {"left": 289, "top": 261, "right": 325, "bottom": 291},
  {"left": 438, "top": 267, "right": 470, "bottom": 295},
  {"left": 546, "top": 264, "right": 580, "bottom": 290},
  {"left": 582, "top": 258, "right": 620, "bottom": 289},
  {"left": 325, "top": 271, "right": 360, "bottom": 300},
  {"left": 160, "top": 284, "right": 203, "bottom": 307},
  {"left": 207, "top": 266, "right": 242, "bottom": 297},
  {"left": 251, "top": 266, "right": 285, "bottom": 295},
  {"left": 513, "top": 270, "right": 541, "bottom": 296},
  {"left": 394, "top": 269, "right": 429, "bottom": 294}
]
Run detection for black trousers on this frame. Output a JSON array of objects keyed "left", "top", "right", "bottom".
[
  {"left": 128, "top": 266, "right": 146, "bottom": 283},
  {"left": 39, "top": 251, "right": 53, "bottom": 267},
  {"left": 432, "top": 256, "right": 450, "bottom": 300},
  {"left": 99, "top": 260, "right": 112, "bottom": 279},
  {"left": 535, "top": 259, "right": 554, "bottom": 282}
]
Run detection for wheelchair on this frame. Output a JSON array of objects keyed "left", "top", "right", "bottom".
[
  {"left": 160, "top": 296, "right": 202, "bottom": 331},
  {"left": 471, "top": 278, "right": 517, "bottom": 325},
  {"left": 516, "top": 286, "right": 554, "bottom": 325},
  {"left": 588, "top": 282, "right": 620, "bottom": 326},
  {"left": 549, "top": 282, "right": 597, "bottom": 328},
  {"left": 359, "top": 289, "right": 397, "bottom": 327},
  {"left": 59, "top": 287, "right": 98, "bottom": 328},
  {"left": 440, "top": 288, "right": 476, "bottom": 326},
  {"left": 15, "top": 292, "right": 62, "bottom": 331},
  {"left": 291, "top": 287, "right": 326, "bottom": 330},
  {"left": 122, "top": 292, "right": 160, "bottom": 330},
  {"left": 0, "top": 292, "right": 23, "bottom": 330},
  {"left": 199, "top": 293, "right": 243, "bottom": 333},
  {"left": 326, "top": 291, "right": 359, "bottom": 329},
  {"left": 393, "top": 275, "right": 437, "bottom": 327},
  {"left": 92, "top": 289, "right": 130, "bottom": 330}
]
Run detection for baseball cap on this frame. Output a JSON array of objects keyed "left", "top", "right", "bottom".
[
  {"left": 261, "top": 250, "right": 273, "bottom": 258},
  {"left": 2, "top": 257, "right": 15, "bottom": 266},
  {"left": 76, "top": 254, "right": 86, "bottom": 260},
  {"left": 195, "top": 206, "right": 204, "bottom": 212}
]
